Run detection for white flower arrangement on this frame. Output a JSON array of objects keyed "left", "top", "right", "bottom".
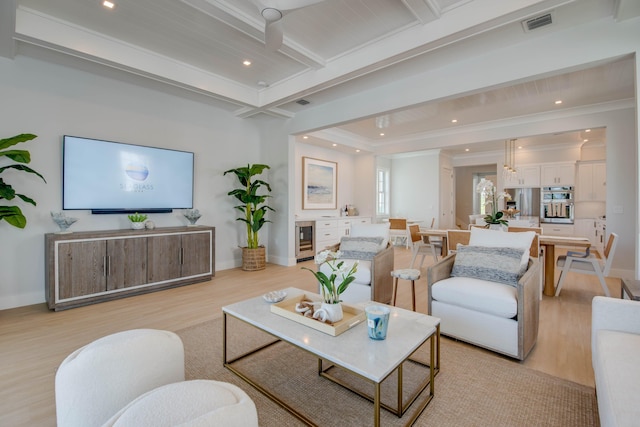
[{"left": 476, "top": 178, "right": 511, "bottom": 226}]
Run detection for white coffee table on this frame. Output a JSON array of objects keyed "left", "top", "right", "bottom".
[{"left": 222, "top": 287, "right": 440, "bottom": 426}]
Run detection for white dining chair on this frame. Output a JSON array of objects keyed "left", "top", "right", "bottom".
[{"left": 555, "top": 233, "right": 618, "bottom": 297}]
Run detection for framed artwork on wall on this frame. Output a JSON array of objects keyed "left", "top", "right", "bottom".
[{"left": 302, "top": 157, "right": 337, "bottom": 210}]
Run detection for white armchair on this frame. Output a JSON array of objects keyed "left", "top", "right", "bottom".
[
  {"left": 56, "top": 329, "right": 258, "bottom": 427},
  {"left": 427, "top": 228, "right": 540, "bottom": 360},
  {"left": 320, "top": 223, "right": 394, "bottom": 304},
  {"left": 591, "top": 296, "right": 640, "bottom": 427}
]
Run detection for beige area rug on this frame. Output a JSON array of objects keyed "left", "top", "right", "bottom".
[{"left": 176, "top": 317, "right": 598, "bottom": 427}]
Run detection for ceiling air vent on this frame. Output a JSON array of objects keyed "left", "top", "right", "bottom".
[
  {"left": 522, "top": 12, "right": 554, "bottom": 32},
  {"left": 296, "top": 99, "right": 310, "bottom": 106}
]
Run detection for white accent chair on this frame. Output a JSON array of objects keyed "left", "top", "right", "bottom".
[
  {"left": 591, "top": 296, "right": 640, "bottom": 427},
  {"left": 55, "top": 329, "right": 258, "bottom": 427},
  {"left": 555, "top": 233, "right": 618, "bottom": 297},
  {"left": 427, "top": 228, "right": 541, "bottom": 360},
  {"left": 320, "top": 222, "right": 394, "bottom": 304}
]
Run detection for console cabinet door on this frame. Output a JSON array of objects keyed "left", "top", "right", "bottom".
[
  {"left": 147, "top": 235, "right": 182, "bottom": 282},
  {"left": 181, "top": 233, "right": 211, "bottom": 277},
  {"left": 58, "top": 241, "right": 107, "bottom": 299},
  {"left": 106, "top": 238, "right": 148, "bottom": 290}
]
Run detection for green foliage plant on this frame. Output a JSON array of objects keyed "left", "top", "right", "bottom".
[
  {"left": 0, "top": 134, "right": 46, "bottom": 229},
  {"left": 224, "top": 164, "right": 274, "bottom": 249},
  {"left": 127, "top": 212, "right": 148, "bottom": 222}
]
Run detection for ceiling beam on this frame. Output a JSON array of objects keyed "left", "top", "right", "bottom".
[
  {"left": 401, "top": 0, "right": 440, "bottom": 23},
  {"left": 614, "top": 0, "right": 640, "bottom": 21},
  {"left": 180, "top": 0, "right": 325, "bottom": 69}
]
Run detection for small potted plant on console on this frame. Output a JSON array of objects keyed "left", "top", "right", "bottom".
[{"left": 127, "top": 212, "right": 148, "bottom": 230}]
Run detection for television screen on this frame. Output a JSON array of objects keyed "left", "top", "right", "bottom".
[{"left": 63, "top": 135, "right": 194, "bottom": 213}]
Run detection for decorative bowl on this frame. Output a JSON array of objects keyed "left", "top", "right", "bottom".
[{"left": 263, "top": 290, "right": 287, "bottom": 303}]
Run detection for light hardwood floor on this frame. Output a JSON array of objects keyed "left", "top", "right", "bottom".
[{"left": 0, "top": 246, "right": 619, "bottom": 426}]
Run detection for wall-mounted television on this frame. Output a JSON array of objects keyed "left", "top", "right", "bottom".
[{"left": 63, "top": 135, "right": 194, "bottom": 214}]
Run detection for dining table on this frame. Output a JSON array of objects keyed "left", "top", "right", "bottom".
[
  {"left": 538, "top": 235, "right": 591, "bottom": 296},
  {"left": 419, "top": 229, "right": 591, "bottom": 297}
]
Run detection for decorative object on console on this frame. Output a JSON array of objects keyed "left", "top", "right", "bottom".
[
  {"left": 224, "top": 164, "right": 274, "bottom": 271},
  {"left": 127, "top": 212, "right": 148, "bottom": 229},
  {"left": 50, "top": 211, "right": 78, "bottom": 234},
  {"left": 0, "top": 133, "right": 46, "bottom": 229},
  {"left": 302, "top": 157, "right": 337, "bottom": 210},
  {"left": 302, "top": 249, "right": 358, "bottom": 323},
  {"left": 144, "top": 220, "right": 155, "bottom": 230},
  {"left": 476, "top": 178, "right": 511, "bottom": 228},
  {"left": 183, "top": 209, "right": 201, "bottom": 226}
]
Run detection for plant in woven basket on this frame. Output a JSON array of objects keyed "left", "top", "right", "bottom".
[{"left": 224, "top": 164, "right": 274, "bottom": 249}]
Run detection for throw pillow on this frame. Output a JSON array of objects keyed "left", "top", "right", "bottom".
[
  {"left": 349, "top": 223, "right": 390, "bottom": 250},
  {"left": 469, "top": 227, "right": 535, "bottom": 269},
  {"left": 451, "top": 245, "right": 528, "bottom": 287},
  {"left": 339, "top": 236, "right": 385, "bottom": 260}
]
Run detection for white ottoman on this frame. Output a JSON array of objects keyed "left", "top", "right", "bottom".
[{"left": 103, "top": 380, "right": 259, "bottom": 427}]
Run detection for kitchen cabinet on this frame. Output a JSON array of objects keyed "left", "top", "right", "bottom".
[
  {"left": 576, "top": 161, "right": 606, "bottom": 201},
  {"left": 541, "top": 163, "right": 575, "bottom": 186},
  {"left": 574, "top": 219, "right": 598, "bottom": 247},
  {"left": 595, "top": 219, "right": 606, "bottom": 255},
  {"left": 315, "top": 217, "right": 371, "bottom": 253},
  {"left": 541, "top": 224, "right": 575, "bottom": 237},
  {"left": 46, "top": 227, "right": 215, "bottom": 310},
  {"left": 504, "top": 165, "right": 540, "bottom": 188}
]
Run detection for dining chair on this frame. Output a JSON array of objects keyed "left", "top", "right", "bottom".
[
  {"left": 389, "top": 218, "right": 409, "bottom": 248},
  {"left": 555, "top": 233, "right": 618, "bottom": 297},
  {"left": 408, "top": 224, "right": 440, "bottom": 268}
]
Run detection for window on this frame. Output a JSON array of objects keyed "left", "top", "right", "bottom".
[{"left": 377, "top": 168, "right": 390, "bottom": 216}]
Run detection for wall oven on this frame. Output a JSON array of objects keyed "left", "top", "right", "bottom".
[{"left": 541, "top": 186, "right": 574, "bottom": 224}]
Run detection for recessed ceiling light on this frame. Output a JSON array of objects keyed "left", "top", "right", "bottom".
[
  {"left": 332, "top": 143, "right": 337, "bottom": 147},
  {"left": 379, "top": 133, "right": 385, "bottom": 136},
  {"left": 554, "top": 100, "right": 562, "bottom": 105},
  {"left": 102, "top": 1, "right": 115, "bottom": 9},
  {"left": 585, "top": 129, "right": 591, "bottom": 132},
  {"left": 451, "top": 119, "right": 458, "bottom": 123},
  {"left": 302, "top": 135, "right": 308, "bottom": 139},
  {"left": 464, "top": 148, "right": 470, "bottom": 152},
  {"left": 242, "top": 60, "right": 251, "bottom": 66},
  {"left": 583, "top": 139, "right": 589, "bottom": 142},
  {"left": 356, "top": 149, "right": 360, "bottom": 153},
  {"left": 518, "top": 146, "right": 523, "bottom": 149}
]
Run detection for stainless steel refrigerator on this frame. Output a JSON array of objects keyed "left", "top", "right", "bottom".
[{"left": 505, "top": 188, "right": 541, "bottom": 217}]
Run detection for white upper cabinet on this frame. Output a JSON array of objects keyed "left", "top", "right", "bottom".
[
  {"left": 541, "top": 163, "right": 575, "bottom": 186},
  {"left": 504, "top": 165, "right": 540, "bottom": 188},
  {"left": 576, "top": 161, "right": 606, "bottom": 201}
]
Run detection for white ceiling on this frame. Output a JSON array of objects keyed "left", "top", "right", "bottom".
[{"left": 4, "top": 0, "right": 638, "bottom": 155}]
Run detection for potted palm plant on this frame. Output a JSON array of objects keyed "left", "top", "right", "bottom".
[
  {"left": 0, "top": 133, "right": 46, "bottom": 229},
  {"left": 224, "top": 164, "right": 274, "bottom": 271}
]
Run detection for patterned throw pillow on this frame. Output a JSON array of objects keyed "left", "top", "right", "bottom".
[
  {"left": 450, "top": 245, "right": 528, "bottom": 287},
  {"left": 339, "top": 236, "right": 385, "bottom": 260}
]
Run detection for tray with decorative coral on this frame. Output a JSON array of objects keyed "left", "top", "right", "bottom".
[{"left": 270, "top": 293, "right": 366, "bottom": 336}]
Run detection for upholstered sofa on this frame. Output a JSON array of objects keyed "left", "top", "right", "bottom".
[
  {"left": 319, "top": 223, "right": 394, "bottom": 304},
  {"left": 427, "top": 228, "right": 541, "bottom": 360},
  {"left": 591, "top": 296, "right": 640, "bottom": 427}
]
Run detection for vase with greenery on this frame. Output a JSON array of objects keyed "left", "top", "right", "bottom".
[
  {"left": 476, "top": 178, "right": 511, "bottom": 228},
  {"left": 301, "top": 249, "right": 358, "bottom": 323},
  {"left": 0, "top": 134, "right": 46, "bottom": 229},
  {"left": 224, "top": 164, "right": 274, "bottom": 270}
]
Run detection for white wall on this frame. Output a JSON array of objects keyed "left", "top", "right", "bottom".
[
  {"left": 0, "top": 54, "right": 269, "bottom": 309},
  {"left": 390, "top": 151, "right": 440, "bottom": 224}
]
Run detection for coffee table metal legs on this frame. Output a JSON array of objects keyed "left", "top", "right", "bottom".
[{"left": 318, "top": 327, "right": 439, "bottom": 426}]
